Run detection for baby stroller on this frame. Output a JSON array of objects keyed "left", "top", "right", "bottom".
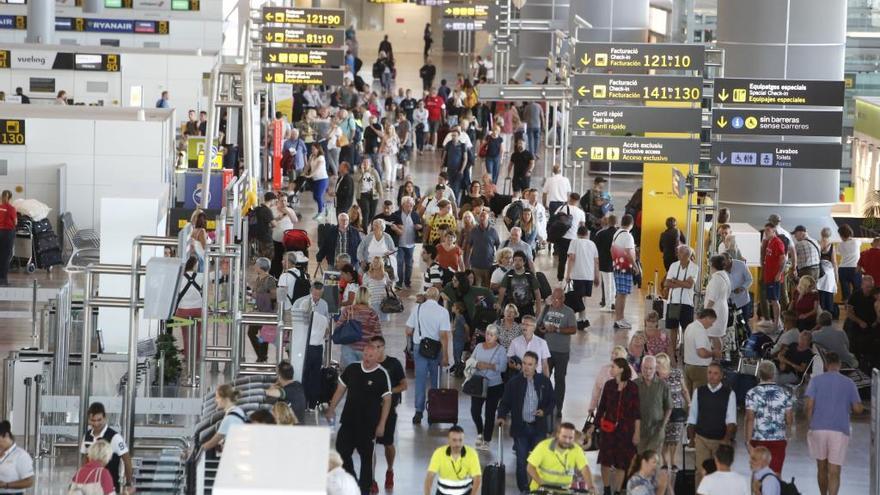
[{"left": 282, "top": 229, "right": 311, "bottom": 273}]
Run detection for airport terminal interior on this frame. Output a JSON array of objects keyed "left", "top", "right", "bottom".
[{"left": 0, "top": 0, "right": 878, "bottom": 494}]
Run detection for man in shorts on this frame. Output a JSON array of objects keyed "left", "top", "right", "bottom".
[
  {"left": 762, "top": 223, "right": 786, "bottom": 329},
  {"left": 424, "top": 88, "right": 446, "bottom": 150},
  {"left": 806, "top": 352, "right": 864, "bottom": 495},
  {"left": 371, "top": 336, "right": 406, "bottom": 491},
  {"left": 612, "top": 215, "right": 638, "bottom": 329}
]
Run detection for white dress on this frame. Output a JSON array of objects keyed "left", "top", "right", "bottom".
[{"left": 704, "top": 270, "right": 731, "bottom": 338}]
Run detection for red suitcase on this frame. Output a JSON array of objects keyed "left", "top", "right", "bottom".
[
  {"left": 427, "top": 369, "right": 458, "bottom": 425},
  {"left": 283, "top": 228, "right": 311, "bottom": 251}
]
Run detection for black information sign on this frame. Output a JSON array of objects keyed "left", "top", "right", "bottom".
[
  {"left": 74, "top": 53, "right": 121, "bottom": 72},
  {"left": 712, "top": 109, "right": 843, "bottom": 137},
  {"left": 261, "top": 67, "right": 343, "bottom": 86},
  {"left": 573, "top": 42, "right": 706, "bottom": 73},
  {"left": 262, "top": 47, "right": 344, "bottom": 67},
  {"left": 711, "top": 141, "right": 842, "bottom": 170},
  {"left": 262, "top": 7, "right": 345, "bottom": 27},
  {"left": 261, "top": 27, "right": 345, "bottom": 47},
  {"left": 572, "top": 74, "right": 703, "bottom": 102},
  {"left": 442, "top": 4, "right": 489, "bottom": 17},
  {"left": 572, "top": 106, "right": 701, "bottom": 134},
  {"left": 571, "top": 136, "right": 701, "bottom": 164},
  {"left": 713, "top": 78, "right": 845, "bottom": 107},
  {"left": 0, "top": 119, "right": 25, "bottom": 145},
  {"left": 441, "top": 19, "right": 485, "bottom": 31}
]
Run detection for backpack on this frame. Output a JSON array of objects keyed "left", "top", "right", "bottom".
[
  {"left": 439, "top": 265, "right": 455, "bottom": 286},
  {"left": 285, "top": 268, "right": 311, "bottom": 305},
  {"left": 547, "top": 206, "right": 573, "bottom": 243},
  {"left": 760, "top": 473, "right": 801, "bottom": 495},
  {"left": 372, "top": 61, "right": 384, "bottom": 78},
  {"left": 477, "top": 62, "right": 488, "bottom": 79},
  {"left": 175, "top": 272, "right": 203, "bottom": 309},
  {"left": 504, "top": 200, "right": 524, "bottom": 230}
]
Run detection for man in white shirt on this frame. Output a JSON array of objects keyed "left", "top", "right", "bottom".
[
  {"left": 749, "top": 447, "right": 781, "bottom": 495},
  {"left": 291, "top": 283, "right": 330, "bottom": 407},
  {"left": 696, "top": 444, "right": 749, "bottom": 495},
  {"left": 664, "top": 245, "right": 699, "bottom": 347},
  {"left": 688, "top": 364, "right": 738, "bottom": 487},
  {"left": 553, "top": 193, "right": 586, "bottom": 282},
  {"left": 524, "top": 189, "right": 548, "bottom": 244},
  {"left": 683, "top": 309, "right": 722, "bottom": 393},
  {"left": 507, "top": 316, "right": 551, "bottom": 376},
  {"left": 542, "top": 165, "right": 571, "bottom": 215},
  {"left": 612, "top": 214, "right": 638, "bottom": 329},
  {"left": 564, "top": 225, "right": 600, "bottom": 329},
  {"left": 405, "top": 287, "right": 452, "bottom": 424}
]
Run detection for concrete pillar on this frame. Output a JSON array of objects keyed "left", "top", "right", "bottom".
[
  {"left": 570, "top": 0, "right": 649, "bottom": 43},
  {"left": 25, "top": 0, "right": 54, "bottom": 44},
  {"left": 715, "top": 0, "right": 847, "bottom": 228}
]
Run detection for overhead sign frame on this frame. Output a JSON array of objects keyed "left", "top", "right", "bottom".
[
  {"left": 261, "top": 7, "right": 345, "bottom": 27},
  {"left": 261, "top": 67, "right": 344, "bottom": 86},
  {"left": 713, "top": 78, "right": 845, "bottom": 107},
  {"left": 711, "top": 141, "right": 842, "bottom": 170},
  {"left": 572, "top": 73, "right": 703, "bottom": 102},
  {"left": 572, "top": 105, "right": 702, "bottom": 134},
  {"left": 260, "top": 26, "right": 345, "bottom": 47},
  {"left": 712, "top": 108, "right": 843, "bottom": 137},
  {"left": 0, "top": 119, "right": 25, "bottom": 146},
  {"left": 261, "top": 47, "right": 344, "bottom": 67},
  {"left": 571, "top": 136, "right": 701, "bottom": 164},
  {"left": 573, "top": 42, "right": 706, "bottom": 73}
]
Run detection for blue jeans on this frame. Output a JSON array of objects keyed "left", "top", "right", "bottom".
[
  {"left": 312, "top": 178, "right": 329, "bottom": 213},
  {"left": 485, "top": 156, "right": 500, "bottom": 183},
  {"left": 396, "top": 246, "right": 414, "bottom": 287},
  {"left": 413, "top": 349, "right": 440, "bottom": 413},
  {"left": 737, "top": 300, "right": 753, "bottom": 335},
  {"left": 839, "top": 267, "right": 861, "bottom": 300},
  {"left": 527, "top": 128, "right": 541, "bottom": 156},
  {"left": 452, "top": 329, "right": 466, "bottom": 367},
  {"left": 341, "top": 345, "right": 363, "bottom": 369},
  {"left": 368, "top": 153, "right": 382, "bottom": 180},
  {"left": 819, "top": 290, "right": 837, "bottom": 318},
  {"left": 448, "top": 173, "right": 463, "bottom": 202},
  {"left": 513, "top": 422, "right": 544, "bottom": 492}
]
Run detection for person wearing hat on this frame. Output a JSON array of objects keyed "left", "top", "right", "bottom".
[
  {"left": 765, "top": 213, "right": 797, "bottom": 312},
  {"left": 793, "top": 225, "right": 822, "bottom": 281},
  {"left": 290, "top": 281, "right": 330, "bottom": 408}
]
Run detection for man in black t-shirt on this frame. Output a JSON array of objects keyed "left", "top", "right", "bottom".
[
  {"left": 845, "top": 275, "right": 877, "bottom": 365},
  {"left": 497, "top": 251, "right": 542, "bottom": 317},
  {"left": 266, "top": 361, "right": 307, "bottom": 423},
  {"left": 507, "top": 137, "right": 534, "bottom": 196},
  {"left": 371, "top": 336, "right": 407, "bottom": 490},
  {"left": 400, "top": 89, "right": 418, "bottom": 123},
  {"left": 251, "top": 192, "right": 276, "bottom": 259},
  {"left": 593, "top": 215, "right": 617, "bottom": 309},
  {"left": 326, "top": 344, "right": 392, "bottom": 494},
  {"left": 81, "top": 402, "right": 134, "bottom": 494}
]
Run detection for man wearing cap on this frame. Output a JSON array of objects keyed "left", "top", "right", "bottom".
[
  {"left": 793, "top": 225, "right": 822, "bottom": 281},
  {"left": 291, "top": 281, "right": 330, "bottom": 408},
  {"left": 766, "top": 213, "right": 797, "bottom": 311}
]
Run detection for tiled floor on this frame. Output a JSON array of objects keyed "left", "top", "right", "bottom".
[{"left": 2, "top": 52, "right": 871, "bottom": 494}]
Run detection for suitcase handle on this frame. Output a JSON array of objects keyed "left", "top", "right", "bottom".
[{"left": 497, "top": 424, "right": 504, "bottom": 463}]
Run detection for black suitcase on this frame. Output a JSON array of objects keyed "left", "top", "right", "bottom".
[
  {"left": 36, "top": 248, "right": 62, "bottom": 269},
  {"left": 35, "top": 233, "right": 60, "bottom": 253},
  {"left": 481, "top": 425, "right": 505, "bottom": 495},
  {"left": 30, "top": 218, "right": 53, "bottom": 235},
  {"left": 319, "top": 364, "right": 339, "bottom": 405},
  {"left": 646, "top": 270, "right": 664, "bottom": 318},
  {"left": 535, "top": 272, "right": 552, "bottom": 301},
  {"left": 427, "top": 369, "right": 458, "bottom": 425},
  {"left": 673, "top": 444, "right": 695, "bottom": 495}
]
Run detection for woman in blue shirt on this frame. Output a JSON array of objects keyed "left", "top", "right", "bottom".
[
  {"left": 201, "top": 384, "right": 246, "bottom": 454},
  {"left": 468, "top": 326, "right": 508, "bottom": 451}
]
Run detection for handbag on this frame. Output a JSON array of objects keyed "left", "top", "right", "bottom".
[
  {"left": 665, "top": 264, "right": 684, "bottom": 320},
  {"left": 462, "top": 346, "right": 499, "bottom": 398},
  {"left": 583, "top": 411, "right": 601, "bottom": 451},
  {"left": 68, "top": 466, "right": 105, "bottom": 495},
  {"left": 478, "top": 139, "right": 489, "bottom": 158},
  {"left": 599, "top": 386, "right": 624, "bottom": 433},
  {"left": 336, "top": 132, "right": 349, "bottom": 148},
  {"left": 415, "top": 304, "right": 442, "bottom": 359},
  {"left": 332, "top": 316, "right": 363, "bottom": 345},
  {"left": 380, "top": 285, "right": 404, "bottom": 314},
  {"left": 669, "top": 407, "right": 688, "bottom": 423}
]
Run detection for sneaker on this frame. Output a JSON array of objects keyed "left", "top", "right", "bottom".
[
  {"left": 577, "top": 320, "right": 590, "bottom": 330},
  {"left": 412, "top": 412, "right": 423, "bottom": 424},
  {"left": 370, "top": 481, "right": 379, "bottom": 494},
  {"left": 617, "top": 320, "right": 632, "bottom": 329},
  {"left": 394, "top": 284, "right": 404, "bottom": 291},
  {"left": 384, "top": 470, "right": 394, "bottom": 490}
]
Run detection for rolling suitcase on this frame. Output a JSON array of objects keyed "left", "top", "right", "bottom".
[
  {"left": 481, "top": 425, "right": 505, "bottom": 495},
  {"left": 427, "top": 368, "right": 458, "bottom": 425},
  {"left": 673, "top": 444, "right": 695, "bottom": 495}
]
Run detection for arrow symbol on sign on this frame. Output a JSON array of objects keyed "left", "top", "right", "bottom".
[
  {"left": 716, "top": 116, "right": 728, "bottom": 128},
  {"left": 264, "top": 32, "right": 273, "bottom": 42},
  {"left": 575, "top": 147, "right": 587, "bottom": 159},
  {"left": 264, "top": 73, "right": 273, "bottom": 82},
  {"left": 577, "top": 86, "right": 589, "bottom": 97},
  {"left": 716, "top": 152, "right": 727, "bottom": 164},
  {"left": 269, "top": 53, "right": 277, "bottom": 62},
  {"left": 445, "top": 7, "right": 452, "bottom": 14},
  {"left": 265, "top": 12, "right": 273, "bottom": 21},
  {"left": 576, "top": 117, "right": 589, "bottom": 128},
  {"left": 717, "top": 88, "right": 729, "bottom": 102},
  {"left": 580, "top": 54, "right": 591, "bottom": 66}
]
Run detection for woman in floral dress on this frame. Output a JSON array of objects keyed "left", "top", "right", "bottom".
[{"left": 656, "top": 352, "right": 690, "bottom": 470}]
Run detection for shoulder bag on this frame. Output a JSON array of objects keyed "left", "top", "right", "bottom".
[
  {"left": 666, "top": 264, "right": 684, "bottom": 321},
  {"left": 380, "top": 284, "right": 404, "bottom": 314},
  {"left": 582, "top": 411, "right": 601, "bottom": 451},
  {"left": 68, "top": 466, "right": 105, "bottom": 495},
  {"left": 599, "top": 384, "right": 624, "bottom": 433},
  {"left": 416, "top": 303, "right": 442, "bottom": 359},
  {"left": 332, "top": 308, "right": 363, "bottom": 345},
  {"left": 462, "top": 346, "right": 500, "bottom": 398}
]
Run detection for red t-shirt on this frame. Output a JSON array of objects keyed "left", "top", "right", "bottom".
[
  {"left": 858, "top": 247, "right": 880, "bottom": 283},
  {"left": 762, "top": 236, "right": 785, "bottom": 283},
  {"left": 436, "top": 244, "right": 462, "bottom": 270},
  {"left": 425, "top": 95, "right": 445, "bottom": 122},
  {"left": 0, "top": 203, "right": 16, "bottom": 230},
  {"left": 72, "top": 462, "right": 115, "bottom": 495}
]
